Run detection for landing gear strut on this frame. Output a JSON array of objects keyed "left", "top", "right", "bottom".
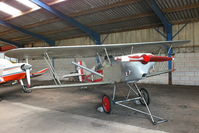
[
  {"left": 101, "top": 83, "right": 167, "bottom": 125},
  {"left": 19, "top": 80, "right": 32, "bottom": 93}
]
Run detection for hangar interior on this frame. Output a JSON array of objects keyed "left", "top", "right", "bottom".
[
  {"left": 0, "top": 0, "right": 199, "bottom": 86},
  {"left": 0, "top": 0, "right": 199, "bottom": 133}
]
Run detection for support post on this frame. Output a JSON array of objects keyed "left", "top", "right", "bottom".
[
  {"left": 167, "top": 30, "right": 173, "bottom": 85},
  {"left": 31, "top": 0, "right": 101, "bottom": 45},
  {"left": 0, "top": 20, "right": 55, "bottom": 46},
  {"left": 147, "top": 0, "right": 173, "bottom": 85}
]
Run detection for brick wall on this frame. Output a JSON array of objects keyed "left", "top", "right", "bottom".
[{"left": 140, "top": 52, "right": 199, "bottom": 86}]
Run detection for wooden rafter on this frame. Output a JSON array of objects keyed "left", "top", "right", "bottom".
[
  {"left": 0, "top": 0, "right": 142, "bottom": 36},
  {"left": 1, "top": 1, "right": 199, "bottom": 42},
  {"left": 10, "top": 12, "right": 154, "bottom": 41}
]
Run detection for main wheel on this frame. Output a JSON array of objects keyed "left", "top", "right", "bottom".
[
  {"left": 102, "top": 95, "right": 111, "bottom": 113},
  {"left": 139, "top": 88, "right": 150, "bottom": 106},
  {"left": 22, "top": 86, "right": 32, "bottom": 93}
]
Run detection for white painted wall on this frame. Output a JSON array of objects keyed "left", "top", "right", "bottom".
[{"left": 140, "top": 52, "right": 199, "bottom": 86}]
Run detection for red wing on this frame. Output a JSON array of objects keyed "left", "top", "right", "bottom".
[
  {"left": 31, "top": 68, "right": 49, "bottom": 78},
  {"left": 0, "top": 45, "right": 17, "bottom": 52}
]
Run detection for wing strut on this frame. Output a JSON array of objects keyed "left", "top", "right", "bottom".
[
  {"left": 44, "top": 52, "right": 61, "bottom": 85},
  {"left": 104, "top": 48, "right": 111, "bottom": 64}
]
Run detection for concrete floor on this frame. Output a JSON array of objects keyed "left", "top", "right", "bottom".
[{"left": 0, "top": 81, "right": 199, "bottom": 133}]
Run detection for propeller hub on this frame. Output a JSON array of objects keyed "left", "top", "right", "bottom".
[{"left": 21, "top": 64, "right": 32, "bottom": 71}]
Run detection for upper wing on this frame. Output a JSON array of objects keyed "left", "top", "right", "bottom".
[{"left": 5, "top": 40, "right": 189, "bottom": 59}]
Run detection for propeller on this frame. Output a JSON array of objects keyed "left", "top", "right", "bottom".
[
  {"left": 21, "top": 64, "right": 32, "bottom": 87},
  {"left": 128, "top": 54, "right": 173, "bottom": 64}
]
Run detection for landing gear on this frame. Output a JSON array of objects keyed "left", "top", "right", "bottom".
[
  {"left": 102, "top": 95, "right": 111, "bottom": 113},
  {"left": 139, "top": 88, "right": 150, "bottom": 106},
  {"left": 19, "top": 80, "right": 32, "bottom": 93},
  {"left": 101, "top": 83, "right": 167, "bottom": 125},
  {"left": 22, "top": 85, "right": 32, "bottom": 93}
]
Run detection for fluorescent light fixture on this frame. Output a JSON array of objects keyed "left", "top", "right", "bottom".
[
  {"left": 15, "top": 0, "right": 40, "bottom": 10},
  {"left": 0, "top": 2, "right": 22, "bottom": 17}
]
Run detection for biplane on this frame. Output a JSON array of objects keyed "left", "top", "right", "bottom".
[{"left": 4, "top": 40, "right": 189, "bottom": 124}]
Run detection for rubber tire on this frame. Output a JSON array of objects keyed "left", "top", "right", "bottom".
[
  {"left": 22, "top": 86, "right": 32, "bottom": 93},
  {"left": 139, "top": 88, "right": 150, "bottom": 106},
  {"left": 102, "top": 95, "right": 111, "bottom": 113}
]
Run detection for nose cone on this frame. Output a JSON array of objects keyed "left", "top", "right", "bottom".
[
  {"left": 21, "top": 64, "right": 32, "bottom": 71},
  {"left": 142, "top": 54, "right": 151, "bottom": 63}
]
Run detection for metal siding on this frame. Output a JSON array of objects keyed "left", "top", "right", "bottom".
[{"left": 28, "top": 22, "right": 198, "bottom": 49}]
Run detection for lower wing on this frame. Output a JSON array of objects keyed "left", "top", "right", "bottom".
[{"left": 144, "top": 69, "right": 175, "bottom": 78}]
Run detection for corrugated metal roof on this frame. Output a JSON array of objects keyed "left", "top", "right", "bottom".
[
  {"left": 167, "top": 8, "right": 199, "bottom": 23},
  {"left": 0, "top": 0, "right": 198, "bottom": 46},
  {"left": 0, "top": 25, "right": 10, "bottom": 32},
  {"left": 156, "top": 0, "right": 199, "bottom": 9},
  {"left": 74, "top": 1, "right": 152, "bottom": 25},
  {"left": 7, "top": 10, "right": 56, "bottom": 26}
]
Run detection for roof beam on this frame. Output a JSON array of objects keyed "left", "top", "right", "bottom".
[
  {"left": 70, "top": 0, "right": 141, "bottom": 17},
  {"left": 23, "top": 23, "right": 163, "bottom": 44},
  {"left": 9, "top": 10, "right": 199, "bottom": 42},
  {"left": 10, "top": 12, "right": 154, "bottom": 41},
  {"left": 31, "top": 0, "right": 101, "bottom": 44},
  {"left": 4, "top": 0, "right": 65, "bottom": 21},
  {"left": 0, "top": 0, "right": 140, "bottom": 36},
  {"left": 11, "top": 16, "right": 199, "bottom": 42},
  {"left": 146, "top": 0, "right": 172, "bottom": 34},
  {"left": 0, "top": 1, "right": 197, "bottom": 36},
  {"left": 0, "top": 17, "right": 60, "bottom": 36},
  {"left": 0, "top": 38, "right": 21, "bottom": 47},
  {"left": 146, "top": 0, "right": 173, "bottom": 85},
  {"left": 0, "top": 19, "right": 55, "bottom": 46},
  {"left": 163, "top": 2, "right": 199, "bottom": 13}
]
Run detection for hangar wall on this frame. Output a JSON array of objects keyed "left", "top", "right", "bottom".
[{"left": 30, "top": 21, "right": 199, "bottom": 86}]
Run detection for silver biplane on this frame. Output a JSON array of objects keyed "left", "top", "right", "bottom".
[{"left": 5, "top": 40, "right": 189, "bottom": 124}]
